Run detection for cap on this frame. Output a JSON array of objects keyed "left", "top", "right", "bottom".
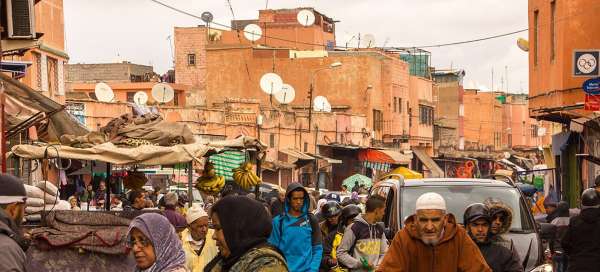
[
  {"left": 415, "top": 192, "right": 446, "bottom": 211},
  {"left": 0, "top": 174, "right": 27, "bottom": 204},
  {"left": 186, "top": 203, "right": 208, "bottom": 224}
]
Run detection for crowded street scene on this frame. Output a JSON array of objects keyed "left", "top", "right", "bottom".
[{"left": 0, "top": 0, "right": 599, "bottom": 271}]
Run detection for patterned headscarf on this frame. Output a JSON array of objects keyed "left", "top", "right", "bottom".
[{"left": 128, "top": 213, "right": 186, "bottom": 272}]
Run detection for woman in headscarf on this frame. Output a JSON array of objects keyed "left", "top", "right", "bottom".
[
  {"left": 204, "top": 195, "right": 288, "bottom": 272},
  {"left": 127, "top": 213, "right": 187, "bottom": 272}
]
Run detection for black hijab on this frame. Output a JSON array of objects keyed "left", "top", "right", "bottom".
[{"left": 205, "top": 195, "right": 272, "bottom": 271}]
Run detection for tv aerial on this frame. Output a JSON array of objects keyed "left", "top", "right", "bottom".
[
  {"left": 133, "top": 91, "right": 148, "bottom": 105},
  {"left": 201, "top": 11, "right": 214, "bottom": 24},
  {"left": 361, "top": 34, "right": 376, "bottom": 48},
  {"left": 94, "top": 82, "right": 114, "bottom": 102},
  {"left": 297, "top": 9, "right": 315, "bottom": 26},
  {"left": 313, "top": 96, "right": 331, "bottom": 112},
  {"left": 259, "top": 72, "right": 283, "bottom": 95},
  {"left": 151, "top": 83, "right": 175, "bottom": 104},
  {"left": 243, "top": 24, "right": 262, "bottom": 42},
  {"left": 274, "top": 83, "right": 295, "bottom": 104}
]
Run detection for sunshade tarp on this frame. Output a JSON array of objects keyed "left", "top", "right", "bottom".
[
  {"left": 11, "top": 142, "right": 214, "bottom": 166},
  {"left": 381, "top": 166, "right": 423, "bottom": 180},
  {"left": 204, "top": 136, "right": 266, "bottom": 151},
  {"left": 358, "top": 149, "right": 412, "bottom": 164},
  {"left": 342, "top": 173, "right": 372, "bottom": 189}
]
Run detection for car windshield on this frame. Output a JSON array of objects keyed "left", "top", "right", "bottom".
[{"left": 401, "top": 185, "right": 534, "bottom": 232}]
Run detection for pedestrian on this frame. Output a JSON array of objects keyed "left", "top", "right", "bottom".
[
  {"left": 319, "top": 201, "right": 342, "bottom": 239},
  {"left": 0, "top": 174, "right": 28, "bottom": 272},
  {"left": 163, "top": 192, "right": 187, "bottom": 232},
  {"left": 376, "top": 192, "right": 491, "bottom": 272},
  {"left": 548, "top": 201, "right": 570, "bottom": 271},
  {"left": 352, "top": 181, "right": 359, "bottom": 193},
  {"left": 182, "top": 203, "right": 218, "bottom": 271},
  {"left": 463, "top": 203, "right": 523, "bottom": 272},
  {"left": 337, "top": 195, "right": 388, "bottom": 271},
  {"left": 127, "top": 213, "right": 187, "bottom": 272},
  {"left": 544, "top": 197, "right": 560, "bottom": 223},
  {"left": 315, "top": 198, "right": 328, "bottom": 222},
  {"left": 268, "top": 182, "right": 323, "bottom": 272},
  {"left": 204, "top": 195, "right": 288, "bottom": 272},
  {"left": 95, "top": 180, "right": 108, "bottom": 208},
  {"left": 79, "top": 183, "right": 95, "bottom": 205},
  {"left": 561, "top": 188, "right": 600, "bottom": 272},
  {"left": 269, "top": 190, "right": 285, "bottom": 219},
  {"left": 340, "top": 185, "right": 348, "bottom": 194},
  {"left": 126, "top": 189, "right": 147, "bottom": 211},
  {"left": 484, "top": 198, "right": 516, "bottom": 251},
  {"left": 322, "top": 204, "right": 362, "bottom": 272},
  {"left": 68, "top": 195, "right": 81, "bottom": 210}
]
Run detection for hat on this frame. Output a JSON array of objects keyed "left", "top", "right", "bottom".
[
  {"left": 415, "top": 192, "right": 446, "bottom": 211},
  {"left": 0, "top": 174, "right": 27, "bottom": 205},
  {"left": 325, "top": 193, "right": 341, "bottom": 203},
  {"left": 186, "top": 203, "right": 208, "bottom": 224}
]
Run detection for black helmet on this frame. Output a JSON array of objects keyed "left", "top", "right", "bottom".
[
  {"left": 463, "top": 203, "right": 491, "bottom": 225},
  {"left": 581, "top": 188, "right": 600, "bottom": 207},
  {"left": 340, "top": 204, "right": 362, "bottom": 222},
  {"left": 322, "top": 201, "right": 342, "bottom": 218}
]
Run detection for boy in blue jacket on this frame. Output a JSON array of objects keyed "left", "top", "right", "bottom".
[{"left": 269, "top": 182, "right": 323, "bottom": 272}]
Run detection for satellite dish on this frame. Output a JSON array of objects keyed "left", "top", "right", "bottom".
[
  {"left": 133, "top": 91, "right": 148, "bottom": 105},
  {"left": 517, "top": 38, "right": 529, "bottom": 52},
  {"left": 201, "top": 11, "right": 214, "bottom": 23},
  {"left": 94, "top": 82, "right": 114, "bottom": 102},
  {"left": 297, "top": 9, "right": 315, "bottom": 26},
  {"left": 313, "top": 96, "right": 329, "bottom": 112},
  {"left": 243, "top": 24, "right": 262, "bottom": 42},
  {"left": 323, "top": 101, "right": 332, "bottom": 113},
  {"left": 361, "top": 34, "right": 376, "bottom": 48},
  {"left": 274, "top": 84, "right": 296, "bottom": 104},
  {"left": 151, "top": 83, "right": 175, "bottom": 103},
  {"left": 259, "top": 73, "right": 283, "bottom": 95}
]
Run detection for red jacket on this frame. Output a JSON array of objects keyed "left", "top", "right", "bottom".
[{"left": 376, "top": 214, "right": 491, "bottom": 272}]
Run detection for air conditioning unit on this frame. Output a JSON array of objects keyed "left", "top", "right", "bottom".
[{"left": 6, "top": 0, "right": 36, "bottom": 39}]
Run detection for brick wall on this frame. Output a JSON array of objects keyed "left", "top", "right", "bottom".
[
  {"left": 66, "top": 63, "right": 154, "bottom": 83},
  {"left": 174, "top": 27, "right": 207, "bottom": 106}
]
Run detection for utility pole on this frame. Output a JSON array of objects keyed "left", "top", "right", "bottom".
[
  {"left": 308, "top": 82, "right": 314, "bottom": 133},
  {"left": 313, "top": 124, "right": 319, "bottom": 190}
]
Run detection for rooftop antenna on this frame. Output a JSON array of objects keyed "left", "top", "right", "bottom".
[
  {"left": 166, "top": 35, "right": 174, "bottom": 68},
  {"left": 505, "top": 65, "right": 509, "bottom": 93},
  {"left": 362, "top": 34, "right": 376, "bottom": 48}
]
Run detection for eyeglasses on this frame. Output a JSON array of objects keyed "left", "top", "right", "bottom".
[{"left": 127, "top": 237, "right": 152, "bottom": 248}]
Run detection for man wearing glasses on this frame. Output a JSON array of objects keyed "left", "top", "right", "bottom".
[{"left": 0, "top": 174, "right": 28, "bottom": 272}]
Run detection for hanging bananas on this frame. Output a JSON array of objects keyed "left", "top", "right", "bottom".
[
  {"left": 232, "top": 162, "right": 261, "bottom": 190},
  {"left": 124, "top": 171, "right": 148, "bottom": 190},
  {"left": 196, "top": 162, "right": 225, "bottom": 195}
]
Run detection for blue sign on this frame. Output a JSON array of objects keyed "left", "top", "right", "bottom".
[{"left": 583, "top": 77, "right": 600, "bottom": 95}]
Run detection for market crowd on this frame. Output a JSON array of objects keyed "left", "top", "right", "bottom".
[{"left": 1, "top": 174, "right": 600, "bottom": 272}]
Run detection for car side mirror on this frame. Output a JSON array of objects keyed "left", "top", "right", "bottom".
[{"left": 538, "top": 222, "right": 556, "bottom": 240}]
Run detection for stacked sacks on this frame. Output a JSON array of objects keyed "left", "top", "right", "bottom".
[{"left": 24, "top": 181, "right": 70, "bottom": 221}]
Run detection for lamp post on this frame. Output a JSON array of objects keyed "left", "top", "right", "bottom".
[{"left": 307, "top": 62, "right": 341, "bottom": 191}]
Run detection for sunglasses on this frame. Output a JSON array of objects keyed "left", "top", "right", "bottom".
[{"left": 127, "top": 237, "right": 152, "bottom": 248}]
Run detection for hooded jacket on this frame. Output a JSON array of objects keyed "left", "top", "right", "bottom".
[
  {"left": 485, "top": 200, "right": 515, "bottom": 250},
  {"left": 376, "top": 214, "right": 491, "bottom": 272},
  {"left": 0, "top": 209, "right": 27, "bottom": 272},
  {"left": 336, "top": 214, "right": 388, "bottom": 271},
  {"left": 268, "top": 183, "right": 323, "bottom": 272},
  {"left": 561, "top": 207, "right": 600, "bottom": 272}
]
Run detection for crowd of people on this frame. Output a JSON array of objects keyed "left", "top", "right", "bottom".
[{"left": 1, "top": 173, "right": 600, "bottom": 271}]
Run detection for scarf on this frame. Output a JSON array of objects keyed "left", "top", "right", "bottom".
[{"left": 128, "top": 213, "right": 186, "bottom": 272}]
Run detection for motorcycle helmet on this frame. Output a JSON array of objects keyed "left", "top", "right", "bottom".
[
  {"left": 340, "top": 204, "right": 362, "bottom": 223},
  {"left": 463, "top": 203, "right": 491, "bottom": 225},
  {"left": 321, "top": 201, "right": 342, "bottom": 219},
  {"left": 581, "top": 188, "right": 600, "bottom": 208}
]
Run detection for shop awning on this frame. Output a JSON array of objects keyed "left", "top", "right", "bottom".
[
  {"left": 280, "top": 148, "right": 315, "bottom": 161},
  {"left": 358, "top": 148, "right": 412, "bottom": 164},
  {"left": 412, "top": 148, "right": 444, "bottom": 178},
  {"left": 0, "top": 61, "right": 31, "bottom": 79},
  {"left": 309, "top": 153, "right": 342, "bottom": 164}
]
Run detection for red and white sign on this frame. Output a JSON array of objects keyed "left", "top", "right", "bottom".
[{"left": 585, "top": 94, "right": 600, "bottom": 111}]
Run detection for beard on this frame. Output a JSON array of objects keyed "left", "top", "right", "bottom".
[{"left": 421, "top": 237, "right": 440, "bottom": 246}]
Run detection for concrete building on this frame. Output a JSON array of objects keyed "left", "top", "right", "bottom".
[
  {"left": 528, "top": 0, "right": 600, "bottom": 204},
  {"left": 432, "top": 69, "right": 466, "bottom": 153},
  {"left": 463, "top": 90, "right": 505, "bottom": 152}
]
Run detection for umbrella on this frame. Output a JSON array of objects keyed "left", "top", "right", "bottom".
[
  {"left": 381, "top": 166, "right": 423, "bottom": 180},
  {"left": 343, "top": 174, "right": 372, "bottom": 189}
]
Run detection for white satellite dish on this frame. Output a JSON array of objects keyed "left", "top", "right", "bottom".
[
  {"left": 243, "top": 24, "right": 262, "bottom": 42},
  {"left": 259, "top": 73, "right": 283, "bottom": 95},
  {"left": 297, "top": 9, "right": 315, "bottom": 26},
  {"left": 94, "top": 82, "right": 114, "bottom": 102},
  {"left": 361, "top": 34, "right": 376, "bottom": 48},
  {"left": 133, "top": 91, "right": 148, "bottom": 105},
  {"left": 274, "top": 84, "right": 295, "bottom": 104},
  {"left": 151, "top": 83, "right": 175, "bottom": 103},
  {"left": 313, "top": 96, "right": 329, "bottom": 112},
  {"left": 323, "top": 101, "right": 332, "bottom": 113}
]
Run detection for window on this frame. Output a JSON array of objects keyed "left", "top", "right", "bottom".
[
  {"left": 269, "top": 134, "right": 275, "bottom": 148},
  {"left": 47, "top": 57, "right": 58, "bottom": 95},
  {"left": 550, "top": 1, "right": 556, "bottom": 61},
  {"left": 419, "top": 105, "right": 434, "bottom": 125},
  {"left": 304, "top": 142, "right": 308, "bottom": 152},
  {"left": 187, "top": 54, "right": 196, "bottom": 66},
  {"left": 398, "top": 98, "right": 402, "bottom": 113},
  {"left": 533, "top": 10, "right": 539, "bottom": 66},
  {"left": 88, "top": 92, "right": 97, "bottom": 100},
  {"left": 126, "top": 92, "right": 136, "bottom": 103},
  {"left": 33, "top": 52, "right": 42, "bottom": 90},
  {"left": 372, "top": 109, "right": 383, "bottom": 131},
  {"left": 173, "top": 91, "right": 179, "bottom": 106},
  {"left": 393, "top": 97, "right": 397, "bottom": 112},
  {"left": 531, "top": 125, "right": 538, "bottom": 138}
]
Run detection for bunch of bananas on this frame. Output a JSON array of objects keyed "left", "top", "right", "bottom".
[
  {"left": 233, "top": 162, "right": 261, "bottom": 190},
  {"left": 123, "top": 171, "right": 148, "bottom": 190},
  {"left": 196, "top": 162, "right": 225, "bottom": 195}
]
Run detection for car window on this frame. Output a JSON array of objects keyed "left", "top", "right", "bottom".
[{"left": 401, "top": 186, "right": 533, "bottom": 232}]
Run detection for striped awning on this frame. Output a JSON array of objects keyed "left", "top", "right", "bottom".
[
  {"left": 209, "top": 150, "right": 246, "bottom": 181},
  {"left": 362, "top": 161, "right": 392, "bottom": 172}
]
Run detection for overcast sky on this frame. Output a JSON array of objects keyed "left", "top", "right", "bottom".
[{"left": 64, "top": 0, "right": 529, "bottom": 93}]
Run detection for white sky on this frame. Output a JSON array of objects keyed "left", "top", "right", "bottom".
[{"left": 64, "top": 0, "right": 529, "bottom": 93}]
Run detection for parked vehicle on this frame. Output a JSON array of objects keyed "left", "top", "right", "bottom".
[{"left": 371, "top": 177, "right": 544, "bottom": 271}]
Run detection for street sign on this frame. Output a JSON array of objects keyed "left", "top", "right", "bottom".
[
  {"left": 574, "top": 50, "right": 599, "bottom": 77},
  {"left": 584, "top": 94, "right": 600, "bottom": 111},
  {"left": 583, "top": 77, "right": 600, "bottom": 95}
]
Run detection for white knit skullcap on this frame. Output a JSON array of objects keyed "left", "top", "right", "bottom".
[
  {"left": 415, "top": 192, "right": 446, "bottom": 211},
  {"left": 186, "top": 203, "right": 208, "bottom": 224}
]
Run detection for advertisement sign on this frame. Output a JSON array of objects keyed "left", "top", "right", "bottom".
[
  {"left": 574, "top": 50, "right": 599, "bottom": 77},
  {"left": 583, "top": 77, "right": 600, "bottom": 95},
  {"left": 584, "top": 94, "right": 600, "bottom": 111}
]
